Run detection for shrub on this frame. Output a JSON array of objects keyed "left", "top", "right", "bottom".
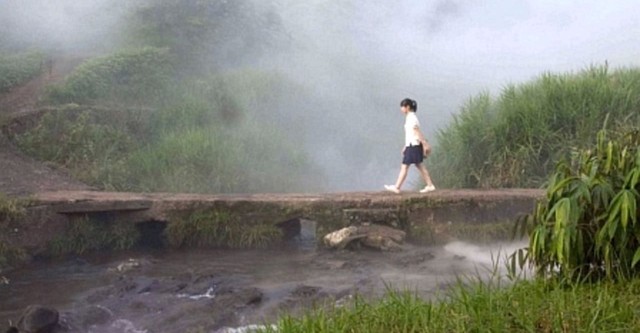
[
  {"left": 16, "top": 108, "right": 136, "bottom": 187},
  {"left": 512, "top": 127, "right": 640, "bottom": 280},
  {"left": 0, "top": 51, "right": 44, "bottom": 93},
  {"left": 46, "top": 47, "right": 172, "bottom": 106},
  {"left": 432, "top": 65, "right": 640, "bottom": 188}
]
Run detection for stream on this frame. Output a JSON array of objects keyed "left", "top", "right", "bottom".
[{"left": 0, "top": 241, "right": 525, "bottom": 332}]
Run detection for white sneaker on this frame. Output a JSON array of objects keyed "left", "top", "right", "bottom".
[
  {"left": 420, "top": 185, "right": 436, "bottom": 193},
  {"left": 384, "top": 185, "right": 400, "bottom": 194}
]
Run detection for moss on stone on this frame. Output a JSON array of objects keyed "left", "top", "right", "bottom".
[
  {"left": 408, "top": 220, "right": 516, "bottom": 245},
  {"left": 447, "top": 220, "right": 515, "bottom": 243}
]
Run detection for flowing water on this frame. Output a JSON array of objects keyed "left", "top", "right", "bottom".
[{"left": 0, "top": 241, "right": 526, "bottom": 332}]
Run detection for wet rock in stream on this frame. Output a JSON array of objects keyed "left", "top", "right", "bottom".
[
  {"left": 16, "top": 305, "right": 59, "bottom": 333},
  {"left": 323, "top": 224, "right": 406, "bottom": 251}
]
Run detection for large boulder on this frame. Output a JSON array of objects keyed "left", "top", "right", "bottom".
[
  {"left": 17, "top": 305, "right": 59, "bottom": 333},
  {"left": 323, "top": 224, "right": 406, "bottom": 251}
]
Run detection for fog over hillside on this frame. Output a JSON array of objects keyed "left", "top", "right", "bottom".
[{"left": 2, "top": 0, "right": 639, "bottom": 191}]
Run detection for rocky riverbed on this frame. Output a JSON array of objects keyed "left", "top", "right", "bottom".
[{"left": 0, "top": 241, "right": 525, "bottom": 332}]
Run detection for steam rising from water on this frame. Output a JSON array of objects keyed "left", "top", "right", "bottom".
[{"left": 2, "top": 0, "right": 639, "bottom": 191}]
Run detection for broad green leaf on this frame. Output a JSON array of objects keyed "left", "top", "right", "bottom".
[
  {"left": 632, "top": 248, "right": 640, "bottom": 268},
  {"left": 604, "top": 141, "right": 613, "bottom": 173},
  {"left": 619, "top": 146, "right": 628, "bottom": 170}
]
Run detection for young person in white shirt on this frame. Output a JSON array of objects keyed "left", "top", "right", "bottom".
[{"left": 385, "top": 98, "right": 436, "bottom": 194}]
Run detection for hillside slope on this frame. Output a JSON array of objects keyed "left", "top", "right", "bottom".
[{"left": 0, "top": 56, "right": 92, "bottom": 196}]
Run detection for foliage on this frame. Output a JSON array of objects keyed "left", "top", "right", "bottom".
[
  {"left": 48, "top": 216, "right": 139, "bottom": 256},
  {"left": 46, "top": 47, "right": 172, "bottom": 106},
  {"left": 125, "top": 0, "right": 285, "bottom": 73},
  {"left": 512, "top": 128, "right": 640, "bottom": 280},
  {"left": 263, "top": 277, "right": 640, "bottom": 333},
  {"left": 16, "top": 107, "right": 137, "bottom": 188},
  {"left": 0, "top": 193, "right": 28, "bottom": 222},
  {"left": 17, "top": 70, "right": 318, "bottom": 193},
  {"left": 0, "top": 51, "right": 44, "bottom": 93},
  {"left": 432, "top": 65, "right": 640, "bottom": 188},
  {"left": 0, "top": 240, "right": 27, "bottom": 269},
  {"left": 0, "top": 194, "right": 30, "bottom": 269},
  {"left": 166, "top": 209, "right": 282, "bottom": 249}
]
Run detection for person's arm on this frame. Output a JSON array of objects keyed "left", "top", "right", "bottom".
[
  {"left": 413, "top": 126, "right": 427, "bottom": 144},
  {"left": 414, "top": 126, "right": 432, "bottom": 154}
]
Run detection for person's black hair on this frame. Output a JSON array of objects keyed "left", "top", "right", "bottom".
[{"left": 400, "top": 98, "right": 417, "bottom": 112}]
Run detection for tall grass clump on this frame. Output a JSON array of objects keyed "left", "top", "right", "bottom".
[
  {"left": 0, "top": 51, "right": 44, "bottom": 93},
  {"left": 0, "top": 193, "right": 29, "bottom": 269},
  {"left": 265, "top": 277, "right": 640, "bottom": 333},
  {"left": 48, "top": 216, "right": 140, "bottom": 256},
  {"left": 166, "top": 210, "right": 282, "bottom": 248},
  {"left": 46, "top": 47, "right": 172, "bottom": 106},
  {"left": 16, "top": 107, "right": 137, "bottom": 188},
  {"left": 512, "top": 127, "right": 640, "bottom": 281},
  {"left": 432, "top": 65, "right": 640, "bottom": 188}
]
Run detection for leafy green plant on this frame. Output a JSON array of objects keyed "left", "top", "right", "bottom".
[{"left": 512, "top": 128, "right": 640, "bottom": 280}]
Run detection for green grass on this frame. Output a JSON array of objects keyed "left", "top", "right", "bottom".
[
  {"left": 47, "top": 215, "right": 140, "bottom": 256},
  {"left": 166, "top": 209, "right": 283, "bottom": 249},
  {"left": 46, "top": 47, "right": 172, "bottom": 106},
  {"left": 16, "top": 69, "right": 318, "bottom": 193},
  {"left": 432, "top": 65, "right": 640, "bottom": 188},
  {"left": 0, "top": 193, "right": 28, "bottom": 222},
  {"left": 0, "top": 51, "right": 44, "bottom": 93},
  {"left": 263, "top": 276, "right": 640, "bottom": 333},
  {"left": 0, "top": 193, "right": 30, "bottom": 269}
]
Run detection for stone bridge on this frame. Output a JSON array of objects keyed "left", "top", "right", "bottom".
[{"left": 5, "top": 189, "right": 543, "bottom": 258}]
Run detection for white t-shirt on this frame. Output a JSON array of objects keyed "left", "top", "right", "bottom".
[{"left": 404, "top": 112, "right": 421, "bottom": 147}]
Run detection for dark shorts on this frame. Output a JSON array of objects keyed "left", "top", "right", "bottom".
[{"left": 402, "top": 144, "right": 424, "bottom": 165}]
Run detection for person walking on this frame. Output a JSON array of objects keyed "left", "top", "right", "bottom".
[{"left": 384, "top": 98, "right": 436, "bottom": 194}]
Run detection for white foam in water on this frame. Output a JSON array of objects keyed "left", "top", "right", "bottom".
[
  {"left": 110, "top": 319, "right": 148, "bottom": 333},
  {"left": 177, "top": 287, "right": 216, "bottom": 300},
  {"left": 443, "top": 241, "right": 527, "bottom": 267},
  {"left": 215, "top": 324, "right": 278, "bottom": 333}
]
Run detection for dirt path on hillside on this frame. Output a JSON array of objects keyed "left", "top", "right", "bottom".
[{"left": 0, "top": 56, "right": 92, "bottom": 196}]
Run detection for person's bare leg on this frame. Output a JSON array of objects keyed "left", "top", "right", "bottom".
[
  {"left": 394, "top": 164, "right": 410, "bottom": 189},
  {"left": 416, "top": 163, "right": 434, "bottom": 187}
]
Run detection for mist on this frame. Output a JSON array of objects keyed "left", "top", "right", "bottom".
[{"left": 2, "top": 0, "right": 640, "bottom": 192}]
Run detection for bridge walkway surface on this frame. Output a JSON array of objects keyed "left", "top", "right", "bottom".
[{"left": 0, "top": 189, "right": 544, "bottom": 258}]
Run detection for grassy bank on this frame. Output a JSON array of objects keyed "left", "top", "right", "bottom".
[
  {"left": 431, "top": 65, "right": 640, "bottom": 188},
  {"left": 13, "top": 50, "right": 319, "bottom": 193},
  {"left": 263, "top": 277, "right": 640, "bottom": 333},
  {"left": 0, "top": 51, "right": 44, "bottom": 93}
]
